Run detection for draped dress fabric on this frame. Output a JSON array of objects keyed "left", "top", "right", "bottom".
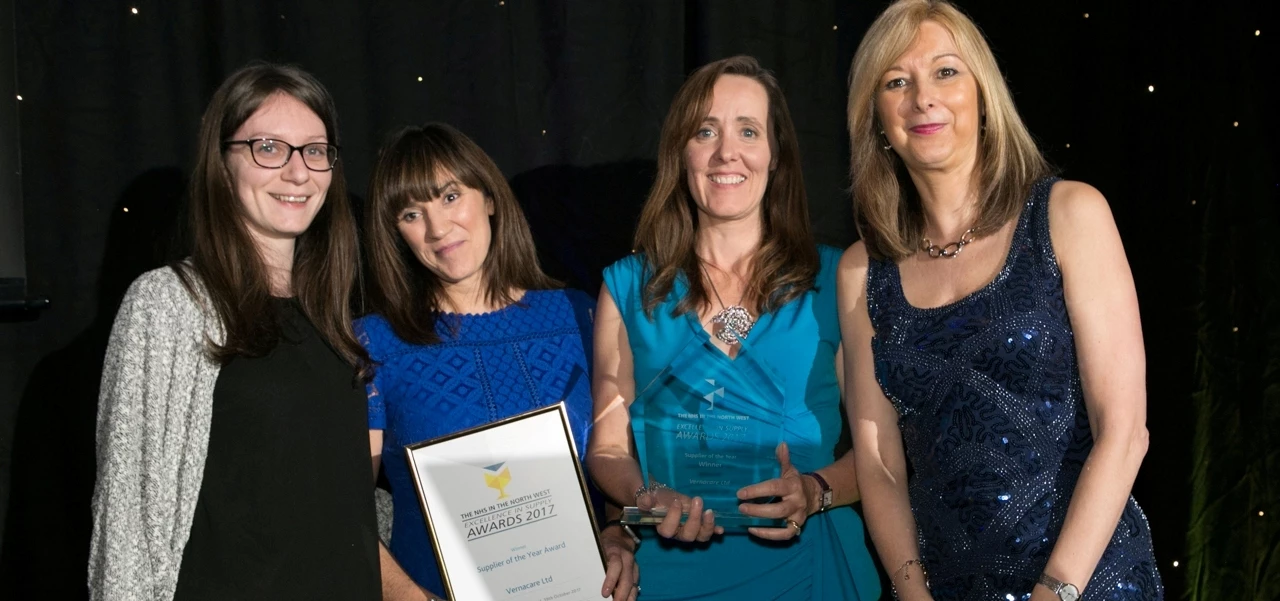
[
  {"left": 603, "top": 245, "right": 880, "bottom": 601},
  {"left": 866, "top": 178, "right": 1164, "bottom": 600}
]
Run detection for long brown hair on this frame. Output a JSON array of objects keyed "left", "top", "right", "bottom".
[
  {"left": 847, "top": 0, "right": 1052, "bottom": 261},
  {"left": 633, "top": 55, "right": 819, "bottom": 318},
  {"left": 364, "top": 123, "right": 558, "bottom": 345},
  {"left": 173, "top": 62, "right": 368, "bottom": 371}
]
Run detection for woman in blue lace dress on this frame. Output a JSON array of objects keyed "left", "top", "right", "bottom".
[
  {"left": 839, "top": 2, "right": 1163, "bottom": 600},
  {"left": 358, "top": 123, "right": 637, "bottom": 601}
]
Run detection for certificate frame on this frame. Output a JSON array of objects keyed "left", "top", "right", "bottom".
[{"left": 404, "top": 402, "right": 610, "bottom": 601}]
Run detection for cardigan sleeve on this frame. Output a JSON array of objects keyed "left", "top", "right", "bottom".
[{"left": 89, "top": 267, "right": 215, "bottom": 601}]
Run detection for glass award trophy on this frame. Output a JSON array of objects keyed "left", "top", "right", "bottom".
[{"left": 622, "top": 330, "right": 787, "bottom": 528}]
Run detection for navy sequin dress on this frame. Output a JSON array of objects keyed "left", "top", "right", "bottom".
[{"left": 866, "top": 178, "right": 1163, "bottom": 600}]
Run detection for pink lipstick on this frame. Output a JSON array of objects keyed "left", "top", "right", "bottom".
[{"left": 910, "top": 123, "right": 945, "bottom": 134}]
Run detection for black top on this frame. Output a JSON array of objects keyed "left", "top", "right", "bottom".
[{"left": 175, "top": 299, "right": 379, "bottom": 601}]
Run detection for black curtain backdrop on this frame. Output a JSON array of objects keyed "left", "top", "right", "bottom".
[{"left": 0, "top": 1, "right": 1273, "bottom": 598}]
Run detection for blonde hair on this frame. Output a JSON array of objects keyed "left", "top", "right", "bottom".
[{"left": 847, "top": 0, "right": 1050, "bottom": 260}]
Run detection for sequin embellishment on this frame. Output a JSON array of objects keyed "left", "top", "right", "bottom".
[{"left": 866, "top": 178, "right": 1164, "bottom": 600}]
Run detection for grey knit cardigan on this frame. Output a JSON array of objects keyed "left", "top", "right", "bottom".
[{"left": 89, "top": 266, "right": 224, "bottom": 601}]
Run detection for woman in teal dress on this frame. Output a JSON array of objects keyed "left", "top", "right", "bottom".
[{"left": 587, "top": 55, "right": 880, "bottom": 601}]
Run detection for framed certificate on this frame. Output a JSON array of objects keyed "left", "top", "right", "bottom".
[{"left": 405, "top": 402, "right": 611, "bottom": 601}]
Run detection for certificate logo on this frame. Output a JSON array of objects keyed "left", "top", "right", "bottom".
[
  {"left": 703, "top": 378, "right": 725, "bottom": 411},
  {"left": 483, "top": 462, "right": 512, "bottom": 499}
]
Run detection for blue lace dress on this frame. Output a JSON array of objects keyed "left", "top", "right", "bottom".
[
  {"left": 866, "top": 178, "right": 1163, "bottom": 600},
  {"left": 357, "top": 289, "right": 598, "bottom": 597}
]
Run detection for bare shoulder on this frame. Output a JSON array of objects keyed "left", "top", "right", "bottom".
[
  {"left": 836, "top": 241, "right": 873, "bottom": 313},
  {"left": 1047, "top": 179, "right": 1117, "bottom": 235},
  {"left": 838, "top": 240, "right": 870, "bottom": 283},
  {"left": 1047, "top": 180, "right": 1129, "bottom": 276}
]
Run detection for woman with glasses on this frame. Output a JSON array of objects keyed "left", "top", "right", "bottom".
[{"left": 89, "top": 63, "right": 379, "bottom": 601}]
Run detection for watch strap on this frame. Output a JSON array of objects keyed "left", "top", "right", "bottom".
[
  {"left": 802, "top": 471, "right": 833, "bottom": 511},
  {"left": 1037, "top": 573, "right": 1079, "bottom": 601},
  {"left": 601, "top": 518, "right": 641, "bottom": 547}
]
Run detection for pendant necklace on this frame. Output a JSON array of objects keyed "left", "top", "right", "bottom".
[{"left": 700, "top": 261, "right": 754, "bottom": 345}]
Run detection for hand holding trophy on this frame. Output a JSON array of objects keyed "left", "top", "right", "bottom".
[
  {"left": 632, "top": 482, "right": 724, "bottom": 542},
  {"left": 733, "top": 441, "right": 813, "bottom": 540},
  {"left": 622, "top": 330, "right": 790, "bottom": 532}
]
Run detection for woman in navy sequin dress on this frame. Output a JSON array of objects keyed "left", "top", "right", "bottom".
[
  {"left": 358, "top": 124, "right": 638, "bottom": 601},
  {"left": 839, "top": 2, "right": 1163, "bottom": 600}
]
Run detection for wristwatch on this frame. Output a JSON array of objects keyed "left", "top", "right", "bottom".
[
  {"left": 1037, "top": 573, "right": 1080, "bottom": 601},
  {"left": 802, "top": 471, "right": 833, "bottom": 512},
  {"left": 602, "top": 518, "right": 642, "bottom": 548}
]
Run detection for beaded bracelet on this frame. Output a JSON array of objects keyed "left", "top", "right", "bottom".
[
  {"left": 889, "top": 558, "right": 930, "bottom": 600},
  {"left": 633, "top": 482, "right": 669, "bottom": 503}
]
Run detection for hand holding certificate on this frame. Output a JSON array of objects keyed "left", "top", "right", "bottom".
[{"left": 405, "top": 403, "right": 613, "bottom": 601}]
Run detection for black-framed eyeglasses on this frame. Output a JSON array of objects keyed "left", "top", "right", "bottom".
[{"left": 222, "top": 138, "right": 341, "bottom": 171}]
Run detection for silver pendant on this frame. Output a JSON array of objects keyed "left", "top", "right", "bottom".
[{"left": 712, "top": 305, "right": 754, "bottom": 345}]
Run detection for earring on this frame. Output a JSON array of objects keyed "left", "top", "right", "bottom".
[{"left": 878, "top": 130, "right": 892, "bottom": 151}]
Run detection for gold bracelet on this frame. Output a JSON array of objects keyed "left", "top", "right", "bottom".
[
  {"left": 889, "top": 558, "right": 929, "bottom": 600},
  {"left": 892, "top": 558, "right": 925, "bottom": 581}
]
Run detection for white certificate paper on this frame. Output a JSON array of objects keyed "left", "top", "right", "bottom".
[{"left": 405, "top": 403, "right": 611, "bottom": 601}]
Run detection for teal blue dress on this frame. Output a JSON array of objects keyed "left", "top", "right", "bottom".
[{"left": 602, "top": 245, "right": 881, "bottom": 601}]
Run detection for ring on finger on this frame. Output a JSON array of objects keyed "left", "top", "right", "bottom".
[{"left": 786, "top": 518, "right": 802, "bottom": 536}]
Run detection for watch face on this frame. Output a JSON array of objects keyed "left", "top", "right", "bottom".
[{"left": 1059, "top": 584, "right": 1080, "bottom": 601}]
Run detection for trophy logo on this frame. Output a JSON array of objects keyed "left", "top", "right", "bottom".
[
  {"left": 703, "top": 378, "right": 725, "bottom": 411},
  {"left": 482, "top": 463, "right": 512, "bottom": 499}
]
